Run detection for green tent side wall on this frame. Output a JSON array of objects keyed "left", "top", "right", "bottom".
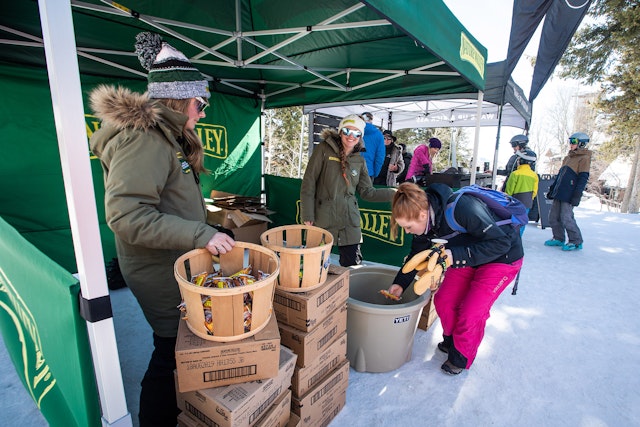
[
  {"left": 0, "top": 216, "right": 102, "bottom": 427},
  {"left": 0, "top": 63, "right": 262, "bottom": 273}
]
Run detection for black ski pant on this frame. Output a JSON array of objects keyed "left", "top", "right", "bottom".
[{"left": 139, "top": 333, "right": 179, "bottom": 427}]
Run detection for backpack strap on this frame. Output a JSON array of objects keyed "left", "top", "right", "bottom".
[
  {"left": 442, "top": 190, "right": 515, "bottom": 240},
  {"left": 441, "top": 192, "right": 465, "bottom": 240}
]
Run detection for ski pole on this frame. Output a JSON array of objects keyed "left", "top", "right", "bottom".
[{"left": 511, "top": 270, "right": 521, "bottom": 295}]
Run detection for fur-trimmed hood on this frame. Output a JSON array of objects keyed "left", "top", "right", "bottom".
[
  {"left": 89, "top": 85, "right": 186, "bottom": 158},
  {"left": 90, "top": 84, "right": 162, "bottom": 131}
]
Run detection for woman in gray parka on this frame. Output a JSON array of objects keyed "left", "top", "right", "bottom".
[{"left": 300, "top": 114, "right": 396, "bottom": 266}]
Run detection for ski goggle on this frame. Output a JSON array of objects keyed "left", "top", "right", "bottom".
[
  {"left": 568, "top": 137, "right": 580, "bottom": 145},
  {"left": 195, "top": 97, "right": 209, "bottom": 113},
  {"left": 341, "top": 128, "right": 362, "bottom": 138}
]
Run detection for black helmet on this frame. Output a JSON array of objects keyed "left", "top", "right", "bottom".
[
  {"left": 510, "top": 134, "right": 529, "bottom": 149},
  {"left": 516, "top": 149, "right": 537, "bottom": 165},
  {"left": 569, "top": 132, "right": 589, "bottom": 148}
]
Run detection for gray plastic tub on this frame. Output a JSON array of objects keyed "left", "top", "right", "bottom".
[{"left": 347, "top": 265, "right": 430, "bottom": 373}]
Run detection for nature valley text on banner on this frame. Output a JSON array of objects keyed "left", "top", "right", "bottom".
[
  {"left": 294, "top": 201, "right": 403, "bottom": 247},
  {"left": 85, "top": 114, "right": 229, "bottom": 160},
  {"left": 0, "top": 268, "right": 57, "bottom": 408},
  {"left": 197, "top": 124, "right": 228, "bottom": 159},
  {"left": 359, "top": 207, "right": 403, "bottom": 246},
  {"left": 460, "top": 32, "right": 485, "bottom": 79},
  {"left": 0, "top": 217, "right": 101, "bottom": 426}
]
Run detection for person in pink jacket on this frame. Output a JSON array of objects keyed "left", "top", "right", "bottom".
[{"left": 405, "top": 137, "right": 442, "bottom": 181}]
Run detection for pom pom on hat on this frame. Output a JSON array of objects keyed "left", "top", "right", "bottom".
[
  {"left": 339, "top": 114, "right": 365, "bottom": 134},
  {"left": 428, "top": 137, "right": 442, "bottom": 149},
  {"left": 134, "top": 32, "right": 210, "bottom": 100}
]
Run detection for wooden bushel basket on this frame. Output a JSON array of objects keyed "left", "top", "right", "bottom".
[
  {"left": 260, "top": 224, "right": 333, "bottom": 293},
  {"left": 174, "top": 242, "right": 279, "bottom": 342}
]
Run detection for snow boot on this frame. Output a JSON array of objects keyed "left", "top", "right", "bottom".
[
  {"left": 562, "top": 243, "right": 583, "bottom": 251},
  {"left": 544, "top": 239, "right": 564, "bottom": 247},
  {"left": 437, "top": 335, "right": 453, "bottom": 354},
  {"left": 441, "top": 360, "right": 463, "bottom": 375}
]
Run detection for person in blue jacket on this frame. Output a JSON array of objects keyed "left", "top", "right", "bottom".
[
  {"left": 360, "top": 112, "right": 385, "bottom": 178},
  {"left": 544, "top": 132, "right": 592, "bottom": 251}
]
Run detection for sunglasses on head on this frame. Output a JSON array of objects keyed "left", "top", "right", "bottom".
[
  {"left": 195, "top": 96, "right": 209, "bottom": 113},
  {"left": 341, "top": 128, "right": 362, "bottom": 138}
]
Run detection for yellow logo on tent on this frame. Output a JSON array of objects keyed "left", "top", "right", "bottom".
[
  {"left": 197, "top": 124, "right": 228, "bottom": 160},
  {"left": 0, "top": 268, "right": 56, "bottom": 408},
  {"left": 360, "top": 207, "right": 404, "bottom": 246},
  {"left": 460, "top": 33, "right": 485, "bottom": 79},
  {"left": 294, "top": 202, "right": 404, "bottom": 247},
  {"left": 84, "top": 115, "right": 228, "bottom": 160}
]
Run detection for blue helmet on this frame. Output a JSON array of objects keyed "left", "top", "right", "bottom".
[
  {"left": 569, "top": 132, "right": 589, "bottom": 148},
  {"left": 509, "top": 134, "right": 529, "bottom": 149}
]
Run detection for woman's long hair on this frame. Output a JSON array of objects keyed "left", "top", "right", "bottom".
[
  {"left": 160, "top": 98, "right": 208, "bottom": 175},
  {"left": 390, "top": 182, "right": 429, "bottom": 240}
]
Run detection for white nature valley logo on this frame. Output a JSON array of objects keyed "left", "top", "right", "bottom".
[
  {"left": 294, "top": 201, "right": 404, "bottom": 246},
  {"left": 0, "top": 268, "right": 57, "bottom": 408}
]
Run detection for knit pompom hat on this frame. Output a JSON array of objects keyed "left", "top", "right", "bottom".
[{"left": 134, "top": 32, "right": 210, "bottom": 100}]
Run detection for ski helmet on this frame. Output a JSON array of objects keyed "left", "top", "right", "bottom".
[
  {"left": 569, "top": 132, "right": 589, "bottom": 148},
  {"left": 509, "top": 134, "right": 529, "bottom": 149},
  {"left": 516, "top": 149, "right": 537, "bottom": 166}
]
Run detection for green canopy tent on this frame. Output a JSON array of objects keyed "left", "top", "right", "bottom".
[
  {"left": 2, "top": 0, "right": 485, "bottom": 104},
  {"left": 0, "top": 1, "right": 486, "bottom": 425}
]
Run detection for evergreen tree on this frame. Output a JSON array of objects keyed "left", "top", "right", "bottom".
[{"left": 559, "top": 0, "right": 640, "bottom": 212}]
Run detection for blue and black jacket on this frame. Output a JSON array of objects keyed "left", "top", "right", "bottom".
[{"left": 393, "top": 183, "right": 524, "bottom": 291}]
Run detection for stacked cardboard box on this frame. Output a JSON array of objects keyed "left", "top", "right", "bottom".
[
  {"left": 206, "top": 190, "right": 273, "bottom": 244},
  {"left": 273, "top": 266, "right": 350, "bottom": 427},
  {"left": 175, "top": 315, "right": 295, "bottom": 426},
  {"left": 417, "top": 294, "right": 438, "bottom": 331},
  {"left": 177, "top": 345, "right": 296, "bottom": 427}
]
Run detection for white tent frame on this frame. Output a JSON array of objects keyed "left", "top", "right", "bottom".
[{"left": 0, "top": 0, "right": 476, "bottom": 103}]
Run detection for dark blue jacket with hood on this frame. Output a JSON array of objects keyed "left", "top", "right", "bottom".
[{"left": 393, "top": 183, "right": 524, "bottom": 290}]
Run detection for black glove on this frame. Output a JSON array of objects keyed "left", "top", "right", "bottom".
[
  {"left": 571, "top": 196, "right": 581, "bottom": 207},
  {"left": 546, "top": 184, "right": 555, "bottom": 200}
]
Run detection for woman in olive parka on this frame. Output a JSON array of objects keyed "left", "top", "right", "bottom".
[
  {"left": 89, "top": 33, "right": 235, "bottom": 427},
  {"left": 300, "top": 114, "right": 396, "bottom": 266}
]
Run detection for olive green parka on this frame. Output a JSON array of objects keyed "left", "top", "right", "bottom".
[
  {"left": 89, "top": 85, "right": 218, "bottom": 337},
  {"left": 300, "top": 128, "right": 396, "bottom": 247}
]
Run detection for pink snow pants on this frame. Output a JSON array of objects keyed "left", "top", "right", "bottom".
[{"left": 433, "top": 258, "right": 523, "bottom": 368}]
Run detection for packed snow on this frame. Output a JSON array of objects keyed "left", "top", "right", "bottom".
[{"left": 2, "top": 194, "right": 639, "bottom": 426}]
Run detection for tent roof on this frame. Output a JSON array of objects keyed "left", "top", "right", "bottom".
[
  {"left": 303, "top": 61, "right": 532, "bottom": 130},
  {"left": 0, "top": 0, "right": 486, "bottom": 108}
]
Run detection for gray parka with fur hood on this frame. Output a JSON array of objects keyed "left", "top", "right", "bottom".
[
  {"left": 89, "top": 85, "right": 217, "bottom": 337},
  {"left": 300, "top": 128, "right": 396, "bottom": 247}
]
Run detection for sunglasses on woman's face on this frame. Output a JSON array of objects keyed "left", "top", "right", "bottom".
[
  {"left": 195, "top": 97, "right": 209, "bottom": 113},
  {"left": 341, "top": 128, "right": 362, "bottom": 138}
]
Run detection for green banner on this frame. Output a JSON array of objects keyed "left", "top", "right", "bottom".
[
  {"left": 1, "top": 64, "right": 261, "bottom": 273},
  {"left": 0, "top": 217, "right": 101, "bottom": 426},
  {"left": 264, "top": 174, "right": 411, "bottom": 266}
]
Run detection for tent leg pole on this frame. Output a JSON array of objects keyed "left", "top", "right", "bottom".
[{"left": 39, "top": 1, "right": 132, "bottom": 424}]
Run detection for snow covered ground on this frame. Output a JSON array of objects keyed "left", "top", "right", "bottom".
[{"left": 2, "top": 193, "right": 640, "bottom": 426}]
